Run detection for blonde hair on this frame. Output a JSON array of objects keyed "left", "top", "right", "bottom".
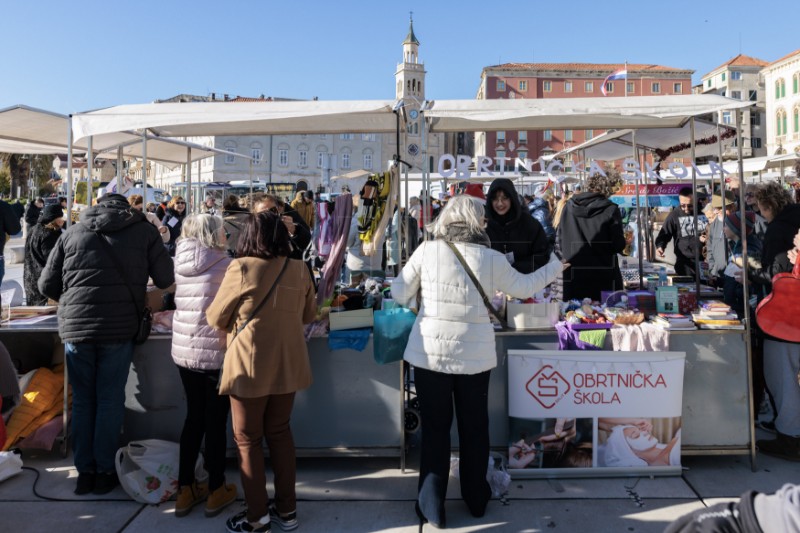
[
  {"left": 128, "top": 194, "right": 143, "bottom": 206},
  {"left": 178, "top": 214, "right": 225, "bottom": 250},
  {"left": 552, "top": 192, "right": 572, "bottom": 229},
  {"left": 427, "top": 194, "right": 485, "bottom": 239}
]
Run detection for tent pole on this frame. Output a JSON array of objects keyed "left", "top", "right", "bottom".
[
  {"left": 690, "top": 118, "right": 700, "bottom": 296},
  {"left": 186, "top": 146, "right": 192, "bottom": 213},
  {"left": 142, "top": 136, "right": 148, "bottom": 207},
  {"left": 249, "top": 157, "right": 254, "bottom": 200},
  {"left": 86, "top": 136, "right": 93, "bottom": 208},
  {"left": 735, "top": 110, "right": 757, "bottom": 471},
  {"left": 716, "top": 123, "right": 728, "bottom": 267},
  {"left": 117, "top": 147, "right": 123, "bottom": 182},
  {"left": 66, "top": 115, "right": 73, "bottom": 227},
  {"left": 632, "top": 131, "right": 644, "bottom": 281}
]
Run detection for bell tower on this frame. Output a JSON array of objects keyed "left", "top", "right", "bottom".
[{"left": 395, "top": 14, "right": 425, "bottom": 105}]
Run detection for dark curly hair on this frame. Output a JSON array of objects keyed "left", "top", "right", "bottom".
[
  {"left": 754, "top": 182, "right": 793, "bottom": 218},
  {"left": 236, "top": 211, "right": 292, "bottom": 260},
  {"left": 586, "top": 173, "right": 622, "bottom": 198}
]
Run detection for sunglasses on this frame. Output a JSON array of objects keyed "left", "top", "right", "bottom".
[{"left": 176, "top": 201, "right": 186, "bottom": 205}]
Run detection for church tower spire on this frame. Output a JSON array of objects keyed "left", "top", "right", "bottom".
[{"left": 395, "top": 13, "right": 425, "bottom": 102}]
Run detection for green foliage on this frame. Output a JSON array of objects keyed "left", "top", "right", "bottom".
[
  {"left": 74, "top": 181, "right": 101, "bottom": 205},
  {"left": 0, "top": 168, "right": 10, "bottom": 196}
]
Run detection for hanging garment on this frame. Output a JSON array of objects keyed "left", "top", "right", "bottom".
[
  {"left": 317, "top": 194, "right": 353, "bottom": 305},
  {"left": 361, "top": 168, "right": 398, "bottom": 257},
  {"left": 316, "top": 201, "right": 334, "bottom": 259}
]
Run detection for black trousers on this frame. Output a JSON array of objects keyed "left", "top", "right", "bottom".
[
  {"left": 414, "top": 367, "right": 492, "bottom": 524},
  {"left": 177, "top": 366, "right": 230, "bottom": 491}
]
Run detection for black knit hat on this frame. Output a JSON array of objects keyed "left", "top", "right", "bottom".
[{"left": 39, "top": 204, "right": 63, "bottom": 225}]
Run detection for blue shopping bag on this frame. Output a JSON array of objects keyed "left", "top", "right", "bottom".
[{"left": 372, "top": 308, "right": 416, "bottom": 365}]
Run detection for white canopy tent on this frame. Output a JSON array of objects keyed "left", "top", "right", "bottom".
[{"left": 423, "top": 95, "right": 754, "bottom": 132}]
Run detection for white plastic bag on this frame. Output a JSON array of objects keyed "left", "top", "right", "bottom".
[
  {"left": 0, "top": 451, "right": 23, "bottom": 482},
  {"left": 115, "top": 439, "right": 206, "bottom": 504}
]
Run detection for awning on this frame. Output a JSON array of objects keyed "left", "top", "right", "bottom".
[
  {"left": 72, "top": 100, "right": 400, "bottom": 140},
  {"left": 550, "top": 120, "right": 737, "bottom": 161},
  {"left": 0, "top": 105, "right": 247, "bottom": 167},
  {"left": 425, "top": 94, "right": 753, "bottom": 132}
]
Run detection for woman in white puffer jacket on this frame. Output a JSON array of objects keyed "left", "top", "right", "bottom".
[
  {"left": 171, "top": 214, "right": 237, "bottom": 518},
  {"left": 391, "top": 194, "right": 566, "bottom": 528}
]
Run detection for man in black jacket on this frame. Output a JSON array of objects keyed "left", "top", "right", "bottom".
[
  {"left": 655, "top": 187, "right": 709, "bottom": 277},
  {"left": 24, "top": 197, "right": 44, "bottom": 234},
  {"left": 0, "top": 198, "right": 22, "bottom": 286},
  {"left": 485, "top": 178, "right": 550, "bottom": 274},
  {"left": 39, "top": 193, "right": 174, "bottom": 496}
]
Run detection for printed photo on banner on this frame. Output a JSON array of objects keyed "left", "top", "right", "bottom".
[
  {"left": 508, "top": 417, "right": 593, "bottom": 469},
  {"left": 596, "top": 417, "right": 682, "bottom": 468}
]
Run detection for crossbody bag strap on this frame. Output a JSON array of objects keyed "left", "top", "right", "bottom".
[
  {"left": 94, "top": 231, "right": 142, "bottom": 319},
  {"left": 232, "top": 257, "right": 290, "bottom": 340},
  {"left": 445, "top": 241, "right": 508, "bottom": 329}
]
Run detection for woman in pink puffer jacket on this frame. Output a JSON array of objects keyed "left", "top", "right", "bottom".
[{"left": 171, "top": 213, "right": 238, "bottom": 519}]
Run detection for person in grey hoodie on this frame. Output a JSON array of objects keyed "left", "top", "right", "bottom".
[
  {"left": 170, "top": 214, "right": 237, "bottom": 518},
  {"left": 557, "top": 174, "right": 626, "bottom": 301}
]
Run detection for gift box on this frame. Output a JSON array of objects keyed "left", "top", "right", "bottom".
[
  {"left": 329, "top": 308, "right": 374, "bottom": 331},
  {"left": 507, "top": 302, "right": 560, "bottom": 330}
]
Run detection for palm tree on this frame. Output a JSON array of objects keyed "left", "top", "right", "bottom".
[{"left": 0, "top": 153, "right": 55, "bottom": 198}]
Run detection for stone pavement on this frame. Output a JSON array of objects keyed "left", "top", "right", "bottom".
[{"left": 1, "top": 433, "right": 798, "bottom": 533}]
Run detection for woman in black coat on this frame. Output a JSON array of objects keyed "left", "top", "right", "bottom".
[
  {"left": 24, "top": 204, "right": 64, "bottom": 305},
  {"left": 557, "top": 174, "right": 626, "bottom": 302},
  {"left": 485, "top": 178, "right": 550, "bottom": 274},
  {"left": 161, "top": 196, "right": 188, "bottom": 256}
]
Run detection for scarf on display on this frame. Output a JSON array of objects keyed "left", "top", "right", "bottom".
[
  {"left": 317, "top": 193, "right": 353, "bottom": 305},
  {"left": 316, "top": 201, "right": 334, "bottom": 259},
  {"left": 356, "top": 168, "right": 397, "bottom": 256}
]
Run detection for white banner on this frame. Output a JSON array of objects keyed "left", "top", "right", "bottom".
[
  {"left": 508, "top": 350, "right": 685, "bottom": 419},
  {"left": 507, "top": 350, "right": 686, "bottom": 475}
]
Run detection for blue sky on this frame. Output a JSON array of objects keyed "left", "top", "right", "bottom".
[{"left": 3, "top": 0, "right": 797, "bottom": 113}]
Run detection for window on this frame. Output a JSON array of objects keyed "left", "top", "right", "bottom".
[
  {"left": 340, "top": 133, "right": 353, "bottom": 140},
  {"left": 707, "top": 79, "right": 712, "bottom": 87},
  {"left": 543, "top": 130, "right": 552, "bottom": 141},
  {"left": 564, "top": 81, "right": 573, "bottom": 93},
  {"left": 497, "top": 131, "right": 506, "bottom": 143},
  {"left": 777, "top": 109, "right": 788, "bottom": 136},
  {"left": 518, "top": 131, "right": 527, "bottom": 144},
  {"left": 751, "top": 138, "right": 762, "bottom": 149},
  {"left": 627, "top": 82, "right": 635, "bottom": 94},
  {"left": 722, "top": 111, "right": 732, "bottom": 124},
  {"left": 750, "top": 111, "right": 761, "bottom": 125},
  {"left": 564, "top": 130, "right": 573, "bottom": 142},
  {"left": 721, "top": 72, "right": 726, "bottom": 82},
  {"left": 519, "top": 80, "right": 527, "bottom": 91},
  {"left": 652, "top": 82, "right": 661, "bottom": 93},
  {"left": 731, "top": 71, "right": 742, "bottom": 81},
  {"left": 543, "top": 81, "right": 552, "bottom": 92},
  {"left": 278, "top": 149, "right": 288, "bottom": 167},
  {"left": 673, "top": 82, "right": 682, "bottom": 94},
  {"left": 604, "top": 82, "right": 614, "bottom": 94},
  {"left": 341, "top": 153, "right": 350, "bottom": 169},
  {"left": 585, "top": 81, "right": 593, "bottom": 92},
  {"left": 251, "top": 148, "right": 262, "bottom": 165},
  {"left": 749, "top": 90, "right": 757, "bottom": 102},
  {"left": 319, "top": 134, "right": 327, "bottom": 139},
  {"left": 317, "top": 151, "right": 327, "bottom": 168},
  {"left": 298, "top": 150, "right": 307, "bottom": 167},
  {"left": 363, "top": 153, "right": 373, "bottom": 169},
  {"left": 495, "top": 150, "right": 506, "bottom": 170},
  {"left": 776, "top": 79, "right": 786, "bottom": 99},
  {"left": 795, "top": 107, "right": 800, "bottom": 133},
  {"left": 497, "top": 79, "right": 505, "bottom": 91},
  {"left": 517, "top": 150, "right": 527, "bottom": 161},
  {"left": 225, "top": 148, "right": 235, "bottom": 164},
  {"left": 794, "top": 73, "right": 799, "bottom": 94},
  {"left": 731, "top": 91, "right": 742, "bottom": 100},
  {"left": 586, "top": 129, "right": 594, "bottom": 140},
  {"left": 361, "top": 133, "right": 376, "bottom": 141}
]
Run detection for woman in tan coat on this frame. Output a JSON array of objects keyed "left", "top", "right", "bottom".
[{"left": 207, "top": 211, "right": 316, "bottom": 533}]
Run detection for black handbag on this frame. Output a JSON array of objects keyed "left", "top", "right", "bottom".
[
  {"left": 445, "top": 241, "right": 509, "bottom": 330},
  {"left": 94, "top": 231, "right": 152, "bottom": 345}
]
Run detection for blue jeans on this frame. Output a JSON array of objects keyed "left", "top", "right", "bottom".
[{"left": 66, "top": 341, "right": 134, "bottom": 474}]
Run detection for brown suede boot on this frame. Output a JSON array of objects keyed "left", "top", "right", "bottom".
[
  {"left": 175, "top": 481, "right": 209, "bottom": 518},
  {"left": 205, "top": 482, "right": 237, "bottom": 518},
  {"left": 757, "top": 432, "right": 800, "bottom": 462}
]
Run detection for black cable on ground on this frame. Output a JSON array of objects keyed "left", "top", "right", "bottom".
[{"left": 18, "top": 466, "right": 138, "bottom": 503}]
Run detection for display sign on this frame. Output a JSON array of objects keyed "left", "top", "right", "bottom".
[
  {"left": 507, "top": 350, "right": 685, "bottom": 477},
  {"left": 610, "top": 182, "right": 691, "bottom": 208}
]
